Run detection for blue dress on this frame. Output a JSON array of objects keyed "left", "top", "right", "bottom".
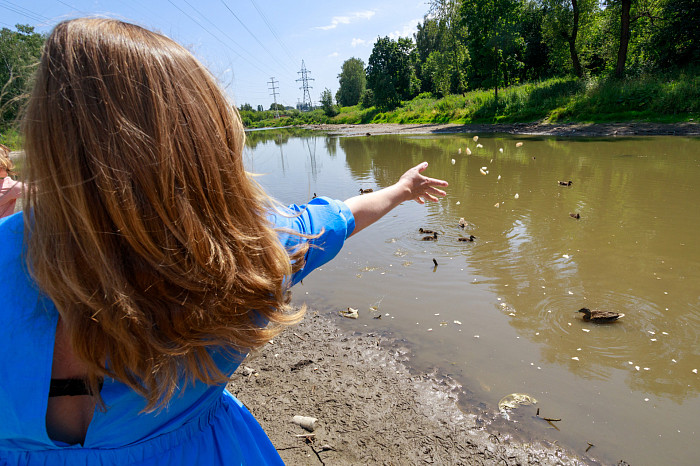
[{"left": 0, "top": 197, "right": 355, "bottom": 465}]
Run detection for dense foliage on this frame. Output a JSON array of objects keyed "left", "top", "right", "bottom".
[
  {"left": 353, "top": 0, "right": 699, "bottom": 109},
  {"left": 336, "top": 58, "right": 366, "bottom": 107},
  {"left": 0, "top": 25, "right": 43, "bottom": 132}
]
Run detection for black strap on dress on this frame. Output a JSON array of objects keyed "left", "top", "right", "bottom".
[{"left": 49, "top": 378, "right": 103, "bottom": 397}]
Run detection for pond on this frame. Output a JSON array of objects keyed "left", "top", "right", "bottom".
[{"left": 244, "top": 129, "right": 700, "bottom": 465}]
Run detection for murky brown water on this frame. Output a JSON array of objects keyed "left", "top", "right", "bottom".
[{"left": 245, "top": 130, "right": 700, "bottom": 465}]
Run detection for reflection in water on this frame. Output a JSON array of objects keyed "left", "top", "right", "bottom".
[{"left": 248, "top": 130, "right": 700, "bottom": 465}]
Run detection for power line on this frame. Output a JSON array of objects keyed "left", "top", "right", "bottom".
[
  {"left": 218, "top": 0, "right": 295, "bottom": 76},
  {"left": 179, "top": 0, "right": 275, "bottom": 79},
  {"left": 248, "top": 0, "right": 297, "bottom": 68},
  {"left": 296, "top": 60, "right": 314, "bottom": 111},
  {"left": 0, "top": 1, "right": 49, "bottom": 23},
  {"left": 166, "top": 0, "right": 271, "bottom": 77},
  {"left": 267, "top": 77, "right": 279, "bottom": 118}
]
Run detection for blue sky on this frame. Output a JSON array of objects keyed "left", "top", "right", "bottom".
[{"left": 4, "top": 1, "right": 428, "bottom": 108}]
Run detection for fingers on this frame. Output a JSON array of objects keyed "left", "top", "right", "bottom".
[{"left": 416, "top": 161, "right": 429, "bottom": 173}]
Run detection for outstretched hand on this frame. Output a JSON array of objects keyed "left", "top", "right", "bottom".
[
  {"left": 396, "top": 162, "right": 449, "bottom": 204},
  {"left": 344, "top": 161, "right": 449, "bottom": 236}
]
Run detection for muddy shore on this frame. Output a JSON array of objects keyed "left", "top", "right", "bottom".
[
  {"left": 229, "top": 312, "right": 598, "bottom": 465},
  {"left": 302, "top": 121, "right": 698, "bottom": 137}
]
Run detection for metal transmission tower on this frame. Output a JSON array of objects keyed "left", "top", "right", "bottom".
[
  {"left": 267, "top": 77, "right": 280, "bottom": 118},
  {"left": 296, "top": 60, "right": 314, "bottom": 111}
]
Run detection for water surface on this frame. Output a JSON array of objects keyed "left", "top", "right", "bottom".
[{"left": 245, "top": 130, "right": 700, "bottom": 465}]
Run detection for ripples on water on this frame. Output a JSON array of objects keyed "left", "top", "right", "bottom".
[{"left": 247, "top": 132, "right": 700, "bottom": 465}]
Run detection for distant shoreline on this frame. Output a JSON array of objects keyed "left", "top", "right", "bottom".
[{"left": 301, "top": 121, "right": 699, "bottom": 138}]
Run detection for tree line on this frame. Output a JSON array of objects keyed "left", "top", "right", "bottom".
[{"left": 334, "top": 0, "right": 698, "bottom": 110}]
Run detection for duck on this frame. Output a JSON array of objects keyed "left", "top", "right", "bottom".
[
  {"left": 421, "top": 232, "right": 438, "bottom": 241},
  {"left": 569, "top": 212, "right": 580, "bottom": 219},
  {"left": 419, "top": 227, "right": 436, "bottom": 234},
  {"left": 458, "top": 235, "right": 476, "bottom": 242},
  {"left": 558, "top": 180, "right": 573, "bottom": 186},
  {"left": 359, "top": 188, "right": 374, "bottom": 194},
  {"left": 578, "top": 308, "right": 624, "bottom": 323},
  {"left": 458, "top": 217, "right": 467, "bottom": 229}
]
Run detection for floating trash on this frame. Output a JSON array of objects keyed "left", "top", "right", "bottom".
[
  {"left": 454, "top": 320, "right": 462, "bottom": 325},
  {"left": 498, "top": 393, "right": 537, "bottom": 412},
  {"left": 458, "top": 148, "right": 462, "bottom": 154},
  {"left": 494, "top": 202, "right": 500, "bottom": 208},
  {"left": 476, "top": 143, "right": 483, "bottom": 148},
  {"left": 480, "top": 168, "right": 488, "bottom": 175},
  {"left": 451, "top": 159, "right": 456, "bottom": 165},
  {"left": 499, "top": 148, "right": 503, "bottom": 153},
  {"left": 572, "top": 356, "right": 579, "bottom": 361},
  {"left": 466, "top": 147, "right": 472, "bottom": 155},
  {"left": 516, "top": 142, "right": 524, "bottom": 147},
  {"left": 456, "top": 201, "right": 461, "bottom": 205},
  {"left": 497, "top": 175, "right": 502, "bottom": 180},
  {"left": 514, "top": 193, "right": 519, "bottom": 199},
  {"left": 339, "top": 307, "right": 359, "bottom": 319},
  {"left": 293, "top": 415, "right": 317, "bottom": 432},
  {"left": 473, "top": 135, "right": 479, "bottom": 142}
]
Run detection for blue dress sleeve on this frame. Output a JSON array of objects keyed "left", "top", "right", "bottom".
[{"left": 269, "top": 196, "right": 355, "bottom": 286}]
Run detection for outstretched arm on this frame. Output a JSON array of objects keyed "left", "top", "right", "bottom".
[{"left": 344, "top": 162, "right": 448, "bottom": 237}]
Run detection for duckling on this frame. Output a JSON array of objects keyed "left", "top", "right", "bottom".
[
  {"left": 458, "top": 217, "right": 467, "bottom": 229},
  {"left": 421, "top": 232, "right": 438, "bottom": 241},
  {"left": 569, "top": 212, "right": 581, "bottom": 219},
  {"left": 458, "top": 235, "right": 476, "bottom": 242},
  {"left": 558, "top": 180, "right": 573, "bottom": 186},
  {"left": 359, "top": 188, "right": 374, "bottom": 194},
  {"left": 578, "top": 308, "right": 624, "bottom": 323},
  {"left": 419, "top": 227, "right": 436, "bottom": 234}
]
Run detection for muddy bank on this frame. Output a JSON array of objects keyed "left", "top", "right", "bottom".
[
  {"left": 302, "top": 122, "right": 699, "bottom": 138},
  {"left": 228, "top": 312, "right": 596, "bottom": 465}
]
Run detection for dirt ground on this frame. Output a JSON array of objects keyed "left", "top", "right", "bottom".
[
  {"left": 302, "top": 121, "right": 699, "bottom": 138},
  {"left": 228, "top": 312, "right": 595, "bottom": 465}
]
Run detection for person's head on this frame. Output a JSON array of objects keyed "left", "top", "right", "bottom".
[
  {"left": 0, "top": 144, "right": 13, "bottom": 177},
  {"left": 23, "top": 18, "right": 306, "bottom": 409}
]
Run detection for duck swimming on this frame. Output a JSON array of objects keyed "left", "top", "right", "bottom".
[
  {"left": 421, "top": 232, "right": 438, "bottom": 241},
  {"left": 458, "top": 235, "right": 476, "bottom": 242},
  {"left": 419, "top": 228, "right": 436, "bottom": 234},
  {"left": 359, "top": 188, "right": 374, "bottom": 194},
  {"left": 558, "top": 180, "right": 573, "bottom": 186},
  {"left": 569, "top": 212, "right": 581, "bottom": 219},
  {"left": 458, "top": 217, "right": 467, "bottom": 229},
  {"left": 578, "top": 308, "right": 624, "bottom": 323}
]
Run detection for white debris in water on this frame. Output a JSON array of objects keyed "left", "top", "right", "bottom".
[
  {"left": 498, "top": 175, "right": 502, "bottom": 180},
  {"left": 427, "top": 328, "right": 433, "bottom": 332},
  {"left": 644, "top": 398, "right": 650, "bottom": 402},
  {"left": 577, "top": 348, "right": 582, "bottom": 351},
  {"left": 480, "top": 168, "right": 488, "bottom": 175},
  {"left": 568, "top": 322, "right": 572, "bottom": 326},
  {"left": 628, "top": 361, "right": 634, "bottom": 365},
  {"left": 499, "top": 148, "right": 503, "bottom": 153},
  {"left": 516, "top": 142, "right": 524, "bottom": 147},
  {"left": 451, "top": 159, "right": 456, "bottom": 165},
  {"left": 466, "top": 148, "right": 472, "bottom": 155},
  {"left": 582, "top": 329, "right": 590, "bottom": 332},
  {"left": 693, "top": 369, "right": 698, "bottom": 374},
  {"left": 474, "top": 335, "right": 479, "bottom": 338},
  {"left": 644, "top": 367, "right": 650, "bottom": 371},
  {"left": 648, "top": 330, "right": 656, "bottom": 335},
  {"left": 454, "top": 320, "right": 462, "bottom": 325},
  {"left": 434, "top": 313, "right": 440, "bottom": 316},
  {"left": 458, "top": 148, "right": 462, "bottom": 154},
  {"left": 476, "top": 143, "right": 483, "bottom": 148},
  {"left": 563, "top": 254, "right": 570, "bottom": 258},
  {"left": 651, "top": 338, "right": 657, "bottom": 341},
  {"left": 509, "top": 312, "right": 516, "bottom": 316},
  {"left": 568, "top": 291, "right": 574, "bottom": 295},
  {"left": 494, "top": 202, "right": 500, "bottom": 208},
  {"left": 456, "top": 201, "right": 460, "bottom": 205},
  {"left": 662, "top": 332, "right": 669, "bottom": 335},
  {"left": 571, "top": 357, "right": 579, "bottom": 361},
  {"left": 672, "top": 359, "right": 677, "bottom": 363},
  {"left": 473, "top": 136, "right": 479, "bottom": 142},
  {"left": 514, "top": 193, "right": 519, "bottom": 199},
  {"left": 635, "top": 366, "right": 641, "bottom": 371}
]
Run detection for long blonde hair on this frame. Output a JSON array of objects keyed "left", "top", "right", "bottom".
[{"left": 23, "top": 18, "right": 306, "bottom": 409}]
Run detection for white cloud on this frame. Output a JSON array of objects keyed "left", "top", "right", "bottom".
[
  {"left": 328, "top": 51, "right": 339, "bottom": 58},
  {"left": 387, "top": 18, "right": 422, "bottom": 40},
  {"left": 351, "top": 38, "right": 369, "bottom": 48},
  {"left": 315, "top": 10, "right": 375, "bottom": 30}
]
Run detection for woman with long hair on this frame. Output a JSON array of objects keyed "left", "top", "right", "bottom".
[{"left": 0, "top": 18, "right": 447, "bottom": 465}]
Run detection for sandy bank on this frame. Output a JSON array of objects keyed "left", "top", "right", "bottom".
[
  {"left": 302, "top": 122, "right": 699, "bottom": 138},
  {"left": 228, "top": 312, "right": 596, "bottom": 465}
]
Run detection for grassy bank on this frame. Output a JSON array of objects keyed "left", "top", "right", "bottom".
[{"left": 247, "top": 70, "right": 699, "bottom": 129}]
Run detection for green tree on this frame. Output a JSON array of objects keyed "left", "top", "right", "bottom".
[
  {"left": 319, "top": 88, "right": 339, "bottom": 116},
  {"left": 650, "top": 0, "right": 700, "bottom": 68},
  {"left": 336, "top": 58, "right": 366, "bottom": 107},
  {"left": 366, "top": 36, "right": 420, "bottom": 109},
  {"left": 459, "top": 0, "right": 525, "bottom": 102},
  {"left": 269, "top": 103, "right": 284, "bottom": 111},
  {"left": 0, "top": 24, "right": 44, "bottom": 129},
  {"left": 541, "top": 0, "right": 596, "bottom": 78},
  {"left": 239, "top": 103, "right": 254, "bottom": 112}
]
